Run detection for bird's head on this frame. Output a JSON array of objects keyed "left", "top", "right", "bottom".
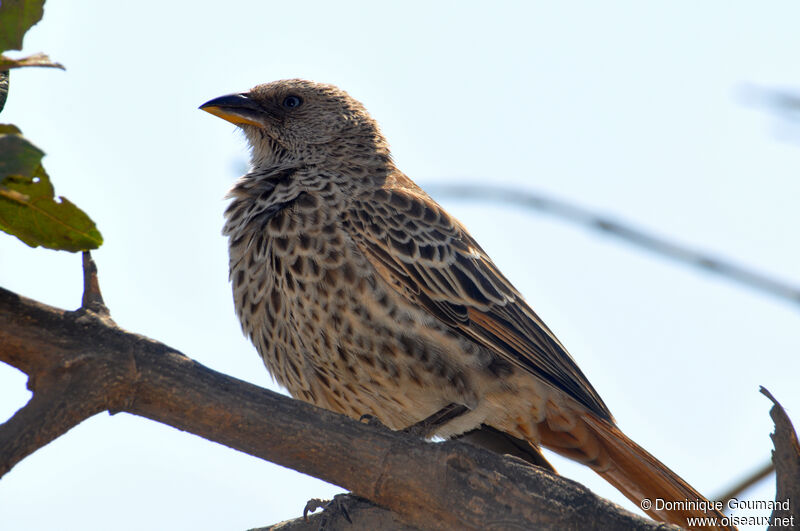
[{"left": 200, "top": 79, "right": 390, "bottom": 168}]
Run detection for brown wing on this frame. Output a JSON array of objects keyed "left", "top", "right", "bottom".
[{"left": 346, "top": 174, "right": 612, "bottom": 420}]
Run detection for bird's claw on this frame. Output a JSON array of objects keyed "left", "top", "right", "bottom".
[
  {"left": 303, "top": 493, "right": 355, "bottom": 530},
  {"left": 358, "top": 413, "right": 386, "bottom": 428},
  {"left": 303, "top": 498, "right": 328, "bottom": 521}
]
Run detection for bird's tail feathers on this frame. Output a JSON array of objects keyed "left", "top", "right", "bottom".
[{"left": 537, "top": 412, "right": 734, "bottom": 530}]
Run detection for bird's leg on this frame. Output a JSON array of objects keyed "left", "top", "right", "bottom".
[{"left": 403, "top": 403, "right": 469, "bottom": 439}]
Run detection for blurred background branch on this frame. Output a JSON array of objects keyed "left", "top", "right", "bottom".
[
  {"left": 739, "top": 84, "right": 800, "bottom": 142},
  {"left": 716, "top": 461, "right": 776, "bottom": 509},
  {"left": 426, "top": 183, "right": 800, "bottom": 307}
]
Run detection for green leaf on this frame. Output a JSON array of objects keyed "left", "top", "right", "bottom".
[
  {"left": 0, "top": 123, "right": 21, "bottom": 134},
  {"left": 0, "top": 124, "right": 42, "bottom": 175},
  {"left": 0, "top": 52, "right": 64, "bottom": 70},
  {"left": 0, "top": 0, "right": 45, "bottom": 52},
  {"left": 0, "top": 125, "right": 103, "bottom": 251}
]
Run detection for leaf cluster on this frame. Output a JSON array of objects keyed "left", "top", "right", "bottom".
[{"left": 0, "top": 0, "right": 101, "bottom": 251}]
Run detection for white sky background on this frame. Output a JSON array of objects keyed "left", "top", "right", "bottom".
[{"left": 1, "top": 1, "right": 799, "bottom": 529}]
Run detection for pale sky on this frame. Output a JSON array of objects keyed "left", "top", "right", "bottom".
[{"left": 2, "top": 1, "right": 799, "bottom": 530}]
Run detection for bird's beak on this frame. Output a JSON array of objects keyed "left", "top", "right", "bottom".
[{"left": 199, "top": 93, "right": 265, "bottom": 127}]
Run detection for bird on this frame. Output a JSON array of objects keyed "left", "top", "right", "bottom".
[{"left": 200, "top": 79, "right": 731, "bottom": 530}]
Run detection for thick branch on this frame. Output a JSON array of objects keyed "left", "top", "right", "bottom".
[{"left": 0, "top": 286, "right": 670, "bottom": 530}]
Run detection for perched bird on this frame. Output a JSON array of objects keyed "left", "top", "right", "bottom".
[{"left": 201, "top": 79, "right": 730, "bottom": 529}]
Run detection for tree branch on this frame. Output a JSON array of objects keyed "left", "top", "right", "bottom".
[
  {"left": 0, "top": 285, "right": 674, "bottom": 530},
  {"left": 761, "top": 388, "right": 800, "bottom": 528},
  {"left": 715, "top": 461, "right": 774, "bottom": 508}
]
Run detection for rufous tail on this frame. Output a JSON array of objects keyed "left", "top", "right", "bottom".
[{"left": 537, "top": 411, "right": 735, "bottom": 530}]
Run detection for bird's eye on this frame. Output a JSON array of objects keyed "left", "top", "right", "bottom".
[{"left": 282, "top": 95, "right": 302, "bottom": 109}]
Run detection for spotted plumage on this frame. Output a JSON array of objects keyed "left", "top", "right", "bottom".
[{"left": 201, "top": 79, "right": 731, "bottom": 530}]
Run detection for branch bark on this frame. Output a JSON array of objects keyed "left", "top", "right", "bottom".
[
  {"left": 0, "top": 285, "right": 673, "bottom": 530},
  {"left": 761, "top": 388, "right": 800, "bottom": 529}
]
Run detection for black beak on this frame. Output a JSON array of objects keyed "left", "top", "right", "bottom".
[{"left": 199, "top": 93, "right": 266, "bottom": 127}]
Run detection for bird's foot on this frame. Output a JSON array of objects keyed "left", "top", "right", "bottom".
[{"left": 303, "top": 493, "right": 361, "bottom": 530}]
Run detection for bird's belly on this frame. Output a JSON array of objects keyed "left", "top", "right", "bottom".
[{"left": 232, "top": 223, "right": 487, "bottom": 430}]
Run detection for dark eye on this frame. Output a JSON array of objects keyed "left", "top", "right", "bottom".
[{"left": 282, "top": 95, "right": 302, "bottom": 109}]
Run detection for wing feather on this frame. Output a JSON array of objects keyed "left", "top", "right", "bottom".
[{"left": 347, "top": 179, "right": 612, "bottom": 420}]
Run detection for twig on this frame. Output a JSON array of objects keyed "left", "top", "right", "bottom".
[
  {"left": 760, "top": 387, "right": 800, "bottom": 529},
  {"left": 80, "top": 250, "right": 109, "bottom": 316},
  {"left": 426, "top": 184, "right": 800, "bottom": 307}
]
